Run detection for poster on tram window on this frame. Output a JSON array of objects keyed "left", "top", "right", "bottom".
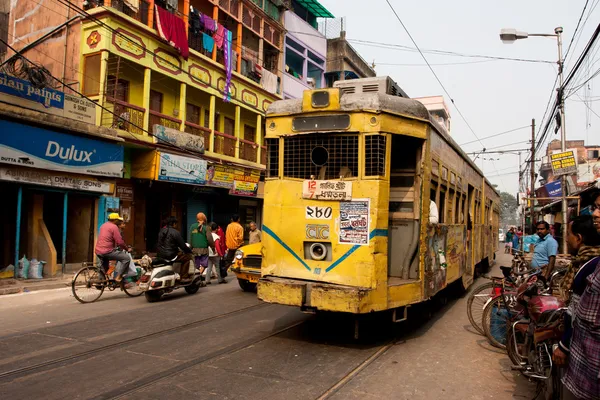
[{"left": 339, "top": 199, "right": 370, "bottom": 245}]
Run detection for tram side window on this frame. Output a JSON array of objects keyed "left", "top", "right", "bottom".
[
  {"left": 266, "top": 138, "right": 280, "bottom": 178},
  {"left": 439, "top": 188, "right": 446, "bottom": 224}
]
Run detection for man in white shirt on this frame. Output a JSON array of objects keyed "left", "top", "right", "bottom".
[{"left": 429, "top": 200, "right": 439, "bottom": 224}]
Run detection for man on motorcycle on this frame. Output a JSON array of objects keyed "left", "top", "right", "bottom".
[
  {"left": 95, "top": 213, "right": 131, "bottom": 282},
  {"left": 156, "top": 216, "right": 194, "bottom": 279}
]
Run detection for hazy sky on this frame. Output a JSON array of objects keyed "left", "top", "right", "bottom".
[{"left": 318, "top": 0, "right": 599, "bottom": 195}]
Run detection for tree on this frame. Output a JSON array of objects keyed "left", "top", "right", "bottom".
[{"left": 500, "top": 191, "right": 518, "bottom": 228}]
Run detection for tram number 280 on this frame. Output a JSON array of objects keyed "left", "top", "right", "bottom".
[{"left": 305, "top": 206, "right": 332, "bottom": 220}]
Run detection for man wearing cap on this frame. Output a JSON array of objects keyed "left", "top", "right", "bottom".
[{"left": 96, "top": 213, "right": 131, "bottom": 282}]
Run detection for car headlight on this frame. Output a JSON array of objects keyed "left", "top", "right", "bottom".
[{"left": 235, "top": 250, "right": 244, "bottom": 260}]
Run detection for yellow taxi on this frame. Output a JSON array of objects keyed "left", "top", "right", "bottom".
[{"left": 231, "top": 242, "right": 261, "bottom": 292}]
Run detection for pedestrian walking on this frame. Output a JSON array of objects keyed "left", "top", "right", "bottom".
[
  {"left": 189, "top": 212, "right": 215, "bottom": 280},
  {"left": 505, "top": 227, "right": 514, "bottom": 254},
  {"left": 249, "top": 221, "right": 262, "bottom": 244},
  {"left": 205, "top": 222, "right": 226, "bottom": 284},
  {"left": 225, "top": 214, "right": 244, "bottom": 268}
]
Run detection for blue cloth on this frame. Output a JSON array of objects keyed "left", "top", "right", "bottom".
[
  {"left": 202, "top": 33, "right": 214, "bottom": 53},
  {"left": 511, "top": 234, "right": 520, "bottom": 250},
  {"left": 530, "top": 234, "right": 558, "bottom": 268}
]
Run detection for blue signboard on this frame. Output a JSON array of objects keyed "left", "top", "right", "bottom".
[
  {"left": 545, "top": 180, "right": 562, "bottom": 198},
  {"left": 0, "top": 120, "right": 124, "bottom": 177},
  {"left": 0, "top": 72, "right": 64, "bottom": 108}
]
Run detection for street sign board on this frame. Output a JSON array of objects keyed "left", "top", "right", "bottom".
[{"left": 550, "top": 149, "right": 577, "bottom": 177}]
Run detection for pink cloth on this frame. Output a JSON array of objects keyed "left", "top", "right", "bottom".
[
  {"left": 215, "top": 24, "right": 225, "bottom": 49},
  {"left": 96, "top": 222, "right": 127, "bottom": 255},
  {"left": 155, "top": 6, "right": 189, "bottom": 60}
]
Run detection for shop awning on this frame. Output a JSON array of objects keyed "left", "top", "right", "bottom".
[{"left": 295, "top": 0, "right": 334, "bottom": 18}]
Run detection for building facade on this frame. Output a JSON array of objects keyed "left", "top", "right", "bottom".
[
  {"left": 1, "top": 0, "right": 290, "bottom": 275},
  {"left": 415, "top": 96, "right": 451, "bottom": 134},
  {"left": 282, "top": 0, "right": 332, "bottom": 98}
]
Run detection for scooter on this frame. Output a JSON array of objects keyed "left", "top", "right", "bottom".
[{"left": 138, "top": 247, "right": 202, "bottom": 302}]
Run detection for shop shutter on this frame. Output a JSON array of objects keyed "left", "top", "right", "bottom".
[{"left": 186, "top": 198, "right": 209, "bottom": 238}]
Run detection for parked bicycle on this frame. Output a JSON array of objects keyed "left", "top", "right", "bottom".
[{"left": 71, "top": 254, "right": 145, "bottom": 304}]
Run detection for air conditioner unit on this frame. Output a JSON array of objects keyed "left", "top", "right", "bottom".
[{"left": 333, "top": 76, "right": 409, "bottom": 98}]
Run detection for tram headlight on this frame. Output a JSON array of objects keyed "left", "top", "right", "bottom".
[{"left": 309, "top": 243, "right": 327, "bottom": 261}]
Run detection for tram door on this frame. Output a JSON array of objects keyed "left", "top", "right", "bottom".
[
  {"left": 466, "top": 184, "right": 475, "bottom": 278},
  {"left": 387, "top": 135, "right": 425, "bottom": 280}
]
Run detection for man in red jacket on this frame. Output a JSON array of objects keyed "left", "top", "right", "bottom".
[{"left": 95, "top": 213, "right": 131, "bottom": 282}]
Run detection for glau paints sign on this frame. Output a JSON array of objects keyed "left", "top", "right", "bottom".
[{"left": 0, "top": 120, "right": 124, "bottom": 177}]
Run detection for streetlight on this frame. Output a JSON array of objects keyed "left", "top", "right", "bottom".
[{"left": 499, "top": 26, "right": 567, "bottom": 252}]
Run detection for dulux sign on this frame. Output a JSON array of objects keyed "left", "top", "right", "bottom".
[{"left": 0, "top": 120, "right": 124, "bottom": 177}]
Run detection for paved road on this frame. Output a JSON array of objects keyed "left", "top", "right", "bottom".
[{"left": 0, "top": 250, "right": 535, "bottom": 399}]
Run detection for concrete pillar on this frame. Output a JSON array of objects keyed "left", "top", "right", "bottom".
[
  {"left": 208, "top": 95, "right": 216, "bottom": 152},
  {"left": 234, "top": 105, "right": 241, "bottom": 158},
  {"left": 256, "top": 113, "right": 263, "bottom": 163},
  {"left": 179, "top": 83, "right": 187, "bottom": 131},
  {"left": 142, "top": 67, "right": 152, "bottom": 134},
  {"left": 236, "top": 22, "right": 242, "bottom": 74},
  {"left": 212, "top": 5, "right": 219, "bottom": 61},
  {"left": 96, "top": 51, "right": 109, "bottom": 126}
]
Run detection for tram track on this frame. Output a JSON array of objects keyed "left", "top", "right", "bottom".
[{"left": 0, "top": 302, "right": 270, "bottom": 381}]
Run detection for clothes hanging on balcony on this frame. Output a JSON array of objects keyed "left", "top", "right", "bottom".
[
  {"left": 241, "top": 46, "right": 259, "bottom": 65},
  {"left": 223, "top": 28, "right": 233, "bottom": 102},
  {"left": 155, "top": 5, "right": 189, "bottom": 60},
  {"left": 261, "top": 68, "right": 278, "bottom": 95},
  {"left": 201, "top": 14, "right": 217, "bottom": 33},
  {"left": 165, "top": 0, "right": 177, "bottom": 12},
  {"left": 202, "top": 33, "right": 214, "bottom": 53},
  {"left": 189, "top": 7, "right": 201, "bottom": 34},
  {"left": 123, "top": 0, "right": 139, "bottom": 13},
  {"left": 215, "top": 24, "right": 226, "bottom": 49}
]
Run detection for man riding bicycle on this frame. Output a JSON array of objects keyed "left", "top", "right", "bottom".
[{"left": 95, "top": 213, "right": 131, "bottom": 282}]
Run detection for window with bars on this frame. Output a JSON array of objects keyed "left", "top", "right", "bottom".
[
  {"left": 283, "top": 134, "right": 359, "bottom": 180},
  {"left": 266, "top": 138, "right": 280, "bottom": 178},
  {"left": 365, "top": 135, "right": 386, "bottom": 177}
]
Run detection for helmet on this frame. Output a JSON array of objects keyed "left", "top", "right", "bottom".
[{"left": 108, "top": 212, "right": 123, "bottom": 221}]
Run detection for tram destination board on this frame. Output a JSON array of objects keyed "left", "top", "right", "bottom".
[
  {"left": 550, "top": 149, "right": 577, "bottom": 177},
  {"left": 302, "top": 180, "right": 352, "bottom": 200}
]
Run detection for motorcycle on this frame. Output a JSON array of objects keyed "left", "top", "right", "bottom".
[
  {"left": 138, "top": 245, "right": 203, "bottom": 302},
  {"left": 506, "top": 275, "right": 566, "bottom": 399}
]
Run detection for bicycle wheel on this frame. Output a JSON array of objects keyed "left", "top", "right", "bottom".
[
  {"left": 482, "top": 296, "right": 514, "bottom": 349},
  {"left": 72, "top": 266, "right": 105, "bottom": 304},
  {"left": 467, "top": 282, "right": 495, "bottom": 335},
  {"left": 122, "top": 267, "right": 144, "bottom": 297},
  {"left": 506, "top": 320, "right": 528, "bottom": 366}
]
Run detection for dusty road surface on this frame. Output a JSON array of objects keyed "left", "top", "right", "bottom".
[{"left": 0, "top": 250, "right": 534, "bottom": 400}]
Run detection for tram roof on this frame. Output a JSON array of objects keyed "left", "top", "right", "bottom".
[{"left": 267, "top": 92, "right": 500, "bottom": 198}]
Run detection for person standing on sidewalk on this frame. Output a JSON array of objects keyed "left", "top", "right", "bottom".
[
  {"left": 95, "top": 213, "right": 131, "bottom": 283},
  {"left": 557, "top": 192, "right": 600, "bottom": 400},
  {"left": 249, "top": 221, "right": 262, "bottom": 244},
  {"left": 205, "top": 222, "right": 226, "bottom": 285},
  {"left": 225, "top": 214, "right": 244, "bottom": 268},
  {"left": 530, "top": 221, "right": 558, "bottom": 278},
  {"left": 189, "top": 212, "right": 214, "bottom": 278}
]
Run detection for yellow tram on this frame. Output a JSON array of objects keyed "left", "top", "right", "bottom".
[{"left": 258, "top": 77, "right": 499, "bottom": 316}]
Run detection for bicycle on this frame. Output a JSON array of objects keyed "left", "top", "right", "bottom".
[{"left": 71, "top": 255, "right": 145, "bottom": 304}]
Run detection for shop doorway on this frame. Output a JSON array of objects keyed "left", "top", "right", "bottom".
[
  {"left": 66, "top": 194, "right": 96, "bottom": 267},
  {"left": 0, "top": 183, "right": 18, "bottom": 270}
]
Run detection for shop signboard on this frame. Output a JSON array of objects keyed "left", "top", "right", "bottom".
[
  {"left": 230, "top": 170, "right": 260, "bottom": 197},
  {"left": 205, "top": 164, "right": 238, "bottom": 189},
  {"left": 0, "top": 166, "right": 113, "bottom": 193},
  {"left": 0, "top": 72, "right": 96, "bottom": 124},
  {"left": 0, "top": 120, "right": 124, "bottom": 177},
  {"left": 153, "top": 125, "right": 204, "bottom": 153},
  {"left": 545, "top": 180, "right": 562, "bottom": 198},
  {"left": 550, "top": 149, "right": 577, "bottom": 177},
  {"left": 157, "top": 152, "right": 207, "bottom": 185}
]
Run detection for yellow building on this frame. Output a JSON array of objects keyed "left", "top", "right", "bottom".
[{"left": 5, "top": 0, "right": 286, "bottom": 255}]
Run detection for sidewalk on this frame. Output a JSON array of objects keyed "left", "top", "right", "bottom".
[{"left": 0, "top": 275, "right": 73, "bottom": 296}]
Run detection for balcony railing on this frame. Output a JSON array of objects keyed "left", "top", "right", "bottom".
[
  {"left": 104, "top": 97, "right": 145, "bottom": 135},
  {"left": 149, "top": 110, "right": 182, "bottom": 131},
  {"left": 239, "top": 139, "right": 258, "bottom": 163},
  {"left": 184, "top": 121, "right": 212, "bottom": 151},
  {"left": 214, "top": 131, "right": 237, "bottom": 157}
]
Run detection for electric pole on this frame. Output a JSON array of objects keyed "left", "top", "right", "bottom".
[{"left": 530, "top": 118, "right": 535, "bottom": 231}]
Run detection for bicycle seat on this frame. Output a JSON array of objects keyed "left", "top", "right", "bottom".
[{"left": 500, "top": 266, "right": 512, "bottom": 277}]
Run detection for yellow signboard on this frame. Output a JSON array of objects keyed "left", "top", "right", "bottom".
[{"left": 550, "top": 149, "right": 577, "bottom": 177}]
